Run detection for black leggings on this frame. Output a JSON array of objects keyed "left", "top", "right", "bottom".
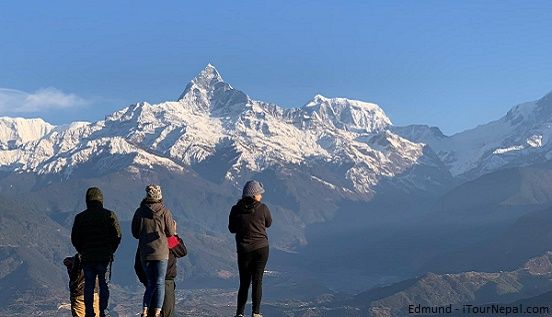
[{"left": 236, "top": 246, "right": 269, "bottom": 315}]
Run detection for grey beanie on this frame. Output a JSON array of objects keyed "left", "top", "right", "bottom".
[
  {"left": 145, "top": 184, "right": 163, "bottom": 202},
  {"left": 242, "top": 180, "right": 265, "bottom": 198},
  {"left": 86, "top": 187, "right": 103, "bottom": 204}
]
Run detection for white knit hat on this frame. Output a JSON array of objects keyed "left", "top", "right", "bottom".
[{"left": 145, "top": 184, "right": 162, "bottom": 202}]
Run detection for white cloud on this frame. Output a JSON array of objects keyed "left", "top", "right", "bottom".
[{"left": 0, "top": 87, "right": 89, "bottom": 113}]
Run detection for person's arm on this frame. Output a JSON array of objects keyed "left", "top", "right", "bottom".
[
  {"left": 164, "top": 210, "right": 177, "bottom": 237},
  {"left": 169, "top": 235, "right": 187, "bottom": 258},
  {"left": 228, "top": 207, "right": 237, "bottom": 233},
  {"left": 264, "top": 205, "right": 272, "bottom": 228},
  {"left": 71, "top": 215, "right": 82, "bottom": 252},
  {"left": 134, "top": 248, "right": 147, "bottom": 287},
  {"left": 109, "top": 211, "right": 122, "bottom": 253},
  {"left": 68, "top": 255, "right": 81, "bottom": 283},
  {"left": 63, "top": 257, "right": 73, "bottom": 277},
  {"left": 131, "top": 209, "right": 140, "bottom": 239}
]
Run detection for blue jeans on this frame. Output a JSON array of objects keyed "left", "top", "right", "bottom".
[
  {"left": 83, "top": 261, "right": 109, "bottom": 317},
  {"left": 141, "top": 259, "right": 168, "bottom": 310}
]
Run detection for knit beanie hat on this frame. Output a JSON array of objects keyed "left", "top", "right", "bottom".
[
  {"left": 145, "top": 184, "right": 163, "bottom": 202},
  {"left": 242, "top": 180, "right": 265, "bottom": 198},
  {"left": 85, "top": 187, "right": 103, "bottom": 204}
]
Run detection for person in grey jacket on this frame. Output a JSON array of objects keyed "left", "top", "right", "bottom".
[
  {"left": 229, "top": 180, "right": 272, "bottom": 317},
  {"left": 132, "top": 184, "right": 176, "bottom": 317}
]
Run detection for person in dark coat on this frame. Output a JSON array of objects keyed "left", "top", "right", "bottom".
[
  {"left": 134, "top": 222, "right": 187, "bottom": 317},
  {"left": 63, "top": 254, "right": 100, "bottom": 317},
  {"left": 229, "top": 180, "right": 272, "bottom": 317},
  {"left": 71, "top": 187, "right": 122, "bottom": 317},
  {"left": 132, "top": 184, "right": 177, "bottom": 317}
]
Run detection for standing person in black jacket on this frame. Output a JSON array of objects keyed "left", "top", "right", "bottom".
[
  {"left": 229, "top": 180, "right": 272, "bottom": 317},
  {"left": 71, "top": 187, "right": 122, "bottom": 317},
  {"left": 132, "top": 184, "right": 176, "bottom": 317},
  {"left": 134, "top": 220, "right": 187, "bottom": 317}
]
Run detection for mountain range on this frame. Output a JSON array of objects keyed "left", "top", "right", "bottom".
[
  {"left": 0, "top": 64, "right": 449, "bottom": 197},
  {"left": 3, "top": 65, "right": 552, "bottom": 316},
  {"left": 3, "top": 65, "right": 552, "bottom": 197}
]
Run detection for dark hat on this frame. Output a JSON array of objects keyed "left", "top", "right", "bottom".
[{"left": 86, "top": 187, "right": 103, "bottom": 204}]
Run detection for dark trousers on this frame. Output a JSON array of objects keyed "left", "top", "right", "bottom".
[
  {"left": 236, "top": 246, "right": 269, "bottom": 315},
  {"left": 82, "top": 262, "right": 109, "bottom": 317},
  {"left": 162, "top": 279, "right": 176, "bottom": 317}
]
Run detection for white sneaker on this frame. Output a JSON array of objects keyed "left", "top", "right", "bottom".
[{"left": 252, "top": 314, "right": 263, "bottom": 317}]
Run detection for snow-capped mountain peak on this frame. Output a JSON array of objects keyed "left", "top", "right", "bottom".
[
  {"left": 301, "top": 94, "right": 392, "bottom": 133},
  {"left": 177, "top": 64, "right": 249, "bottom": 114},
  {"left": 179, "top": 64, "right": 225, "bottom": 98},
  {"left": 0, "top": 117, "right": 54, "bottom": 150},
  {"left": 391, "top": 89, "right": 552, "bottom": 178},
  {"left": 0, "top": 65, "right": 451, "bottom": 195}
]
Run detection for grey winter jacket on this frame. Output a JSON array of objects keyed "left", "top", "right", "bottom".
[{"left": 131, "top": 199, "right": 176, "bottom": 261}]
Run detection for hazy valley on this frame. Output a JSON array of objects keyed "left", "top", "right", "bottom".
[{"left": 3, "top": 65, "right": 552, "bottom": 316}]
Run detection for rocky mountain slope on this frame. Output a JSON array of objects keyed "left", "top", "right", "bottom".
[
  {"left": 0, "top": 195, "right": 72, "bottom": 310},
  {"left": 341, "top": 252, "right": 552, "bottom": 317}
]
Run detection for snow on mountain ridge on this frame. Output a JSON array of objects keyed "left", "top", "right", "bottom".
[
  {"left": 393, "top": 90, "right": 552, "bottom": 177},
  {"left": 0, "top": 117, "right": 54, "bottom": 150},
  {"left": 4, "top": 65, "right": 552, "bottom": 188},
  {"left": 301, "top": 94, "right": 391, "bottom": 133},
  {"left": 178, "top": 63, "right": 225, "bottom": 100},
  {"left": 0, "top": 65, "right": 431, "bottom": 194},
  {"left": 176, "top": 64, "right": 250, "bottom": 114}
]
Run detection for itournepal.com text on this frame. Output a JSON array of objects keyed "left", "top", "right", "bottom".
[{"left": 408, "top": 303, "right": 550, "bottom": 315}]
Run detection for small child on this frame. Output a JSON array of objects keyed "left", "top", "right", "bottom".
[{"left": 63, "top": 254, "right": 100, "bottom": 317}]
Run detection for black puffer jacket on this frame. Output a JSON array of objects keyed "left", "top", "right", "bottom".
[
  {"left": 228, "top": 197, "right": 272, "bottom": 254},
  {"left": 71, "top": 201, "right": 122, "bottom": 263}
]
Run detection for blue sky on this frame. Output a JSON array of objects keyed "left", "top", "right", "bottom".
[{"left": 1, "top": 1, "right": 552, "bottom": 135}]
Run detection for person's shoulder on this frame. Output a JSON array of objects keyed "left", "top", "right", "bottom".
[
  {"left": 156, "top": 204, "right": 171, "bottom": 218},
  {"left": 230, "top": 203, "right": 240, "bottom": 214},
  {"left": 134, "top": 204, "right": 144, "bottom": 213},
  {"left": 258, "top": 202, "right": 270, "bottom": 211},
  {"left": 103, "top": 207, "right": 117, "bottom": 214},
  {"left": 97, "top": 209, "right": 119, "bottom": 226},
  {"left": 74, "top": 210, "right": 86, "bottom": 220},
  {"left": 98, "top": 207, "right": 115, "bottom": 217}
]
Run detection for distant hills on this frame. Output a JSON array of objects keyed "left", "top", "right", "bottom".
[
  {"left": 0, "top": 195, "right": 71, "bottom": 310},
  {"left": 3, "top": 65, "right": 552, "bottom": 315}
]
